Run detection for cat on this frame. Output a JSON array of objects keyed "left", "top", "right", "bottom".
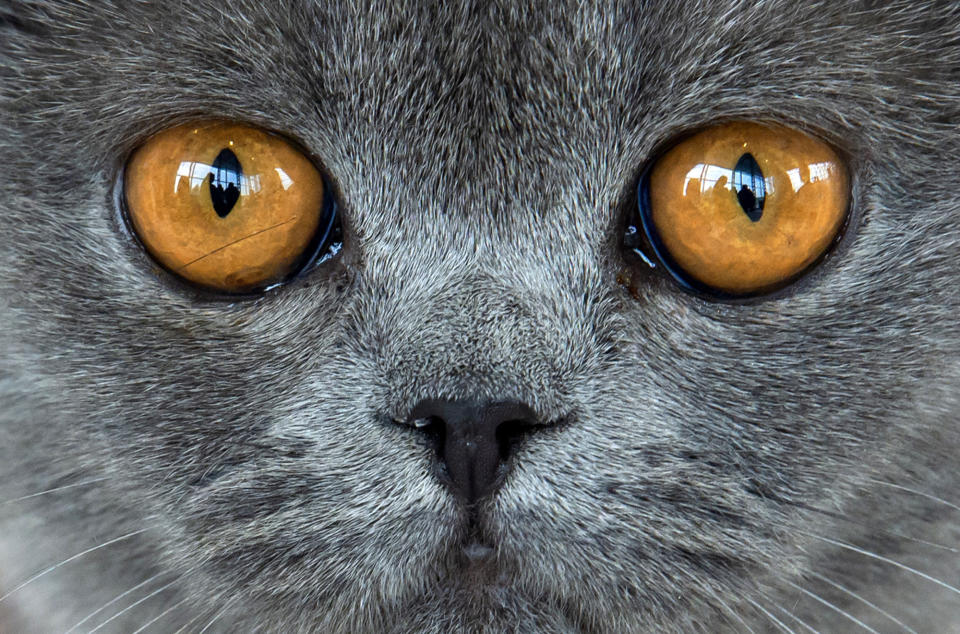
[{"left": 1, "top": 0, "right": 959, "bottom": 631}]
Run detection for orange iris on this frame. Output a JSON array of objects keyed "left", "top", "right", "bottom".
[
  {"left": 642, "top": 121, "right": 849, "bottom": 296},
  {"left": 124, "top": 121, "right": 327, "bottom": 293}
]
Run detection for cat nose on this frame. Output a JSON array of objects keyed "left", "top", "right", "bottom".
[{"left": 407, "top": 399, "right": 541, "bottom": 505}]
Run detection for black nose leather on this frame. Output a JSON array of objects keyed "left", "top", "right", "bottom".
[{"left": 407, "top": 399, "right": 540, "bottom": 504}]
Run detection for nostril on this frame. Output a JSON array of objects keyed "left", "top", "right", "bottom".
[
  {"left": 495, "top": 418, "right": 538, "bottom": 461},
  {"left": 406, "top": 414, "right": 446, "bottom": 453}
]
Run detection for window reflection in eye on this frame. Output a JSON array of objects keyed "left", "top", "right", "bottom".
[
  {"left": 174, "top": 161, "right": 263, "bottom": 196},
  {"left": 682, "top": 161, "right": 839, "bottom": 197},
  {"left": 681, "top": 160, "right": 772, "bottom": 224}
]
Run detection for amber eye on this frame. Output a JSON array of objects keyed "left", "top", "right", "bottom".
[
  {"left": 124, "top": 121, "right": 341, "bottom": 293},
  {"left": 629, "top": 122, "right": 849, "bottom": 297}
]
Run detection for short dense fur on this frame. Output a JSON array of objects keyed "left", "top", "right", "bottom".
[{"left": 1, "top": 1, "right": 959, "bottom": 631}]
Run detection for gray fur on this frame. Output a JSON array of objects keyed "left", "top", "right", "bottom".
[{"left": 1, "top": 0, "right": 959, "bottom": 631}]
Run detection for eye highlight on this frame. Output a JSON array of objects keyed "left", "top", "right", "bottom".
[
  {"left": 630, "top": 122, "right": 850, "bottom": 297},
  {"left": 124, "top": 121, "right": 341, "bottom": 294}
]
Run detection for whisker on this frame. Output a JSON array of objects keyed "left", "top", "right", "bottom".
[
  {"left": 807, "top": 572, "right": 916, "bottom": 634},
  {"left": 885, "top": 535, "right": 958, "bottom": 555},
  {"left": 0, "top": 461, "right": 226, "bottom": 509},
  {"left": 746, "top": 597, "right": 796, "bottom": 633},
  {"left": 0, "top": 477, "right": 112, "bottom": 506},
  {"left": 800, "top": 531, "right": 960, "bottom": 597},
  {"left": 701, "top": 585, "right": 757, "bottom": 633},
  {"left": 87, "top": 577, "right": 182, "bottom": 633},
  {"left": 129, "top": 597, "right": 191, "bottom": 634},
  {"left": 169, "top": 608, "right": 208, "bottom": 634},
  {"left": 197, "top": 596, "right": 238, "bottom": 634},
  {"left": 865, "top": 480, "right": 960, "bottom": 513},
  {"left": 782, "top": 500, "right": 959, "bottom": 554},
  {"left": 755, "top": 592, "right": 821, "bottom": 634},
  {"left": 63, "top": 571, "right": 171, "bottom": 633},
  {"left": 0, "top": 528, "right": 150, "bottom": 606},
  {"left": 785, "top": 581, "right": 878, "bottom": 633}
]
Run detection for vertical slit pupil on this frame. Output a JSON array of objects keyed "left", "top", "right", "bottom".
[
  {"left": 209, "top": 148, "right": 243, "bottom": 218},
  {"left": 732, "top": 152, "right": 765, "bottom": 222}
]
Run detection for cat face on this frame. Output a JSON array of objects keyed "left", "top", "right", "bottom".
[{"left": 1, "top": 1, "right": 958, "bottom": 631}]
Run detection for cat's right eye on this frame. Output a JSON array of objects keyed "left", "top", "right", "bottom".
[{"left": 123, "top": 120, "right": 341, "bottom": 294}]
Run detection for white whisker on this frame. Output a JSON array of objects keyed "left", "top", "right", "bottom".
[
  {"left": 746, "top": 597, "right": 795, "bottom": 633},
  {"left": 63, "top": 571, "right": 170, "bottom": 633},
  {"left": 801, "top": 531, "right": 960, "bottom": 597},
  {"left": 169, "top": 609, "right": 207, "bottom": 634},
  {"left": 0, "top": 477, "right": 112, "bottom": 506},
  {"left": 129, "top": 597, "right": 191, "bottom": 634},
  {"left": 0, "top": 528, "right": 149, "bottom": 606},
  {"left": 807, "top": 572, "right": 916, "bottom": 633},
  {"left": 701, "top": 585, "right": 757, "bottom": 633},
  {"left": 887, "top": 534, "right": 958, "bottom": 554},
  {"left": 87, "top": 577, "right": 182, "bottom": 633},
  {"left": 865, "top": 480, "right": 960, "bottom": 513},
  {"left": 785, "top": 581, "right": 878, "bottom": 633},
  {"left": 787, "top": 502, "right": 959, "bottom": 553},
  {"left": 197, "top": 596, "right": 237, "bottom": 634},
  {"left": 756, "top": 592, "right": 821, "bottom": 634}
]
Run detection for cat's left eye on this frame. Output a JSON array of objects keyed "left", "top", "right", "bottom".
[
  {"left": 626, "top": 121, "right": 850, "bottom": 298},
  {"left": 123, "top": 121, "right": 341, "bottom": 294}
]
